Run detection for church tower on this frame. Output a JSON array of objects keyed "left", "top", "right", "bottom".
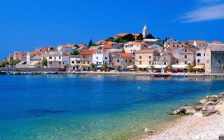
[{"left": 142, "top": 24, "right": 148, "bottom": 38}]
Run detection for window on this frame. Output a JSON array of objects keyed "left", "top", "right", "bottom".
[
  {"left": 59, "top": 57, "right": 61, "bottom": 59},
  {"left": 130, "top": 60, "right": 131, "bottom": 63},
  {"left": 139, "top": 61, "right": 142, "bottom": 65},
  {"left": 164, "top": 57, "right": 166, "bottom": 60},
  {"left": 88, "top": 61, "right": 89, "bottom": 64},
  {"left": 149, "top": 56, "right": 151, "bottom": 59},
  {"left": 219, "top": 53, "right": 221, "bottom": 56},
  {"left": 164, "top": 62, "right": 167, "bottom": 65},
  {"left": 72, "top": 61, "right": 74, "bottom": 64},
  {"left": 185, "top": 61, "right": 187, "bottom": 64},
  {"left": 197, "top": 59, "right": 200, "bottom": 63},
  {"left": 204, "top": 53, "right": 205, "bottom": 56},
  {"left": 105, "top": 57, "right": 107, "bottom": 59},
  {"left": 96, "top": 57, "right": 98, "bottom": 59},
  {"left": 185, "top": 55, "right": 187, "bottom": 58},
  {"left": 185, "top": 49, "right": 187, "bottom": 52},
  {"left": 197, "top": 53, "right": 201, "bottom": 56},
  {"left": 49, "top": 57, "right": 52, "bottom": 59},
  {"left": 139, "top": 56, "right": 142, "bottom": 59},
  {"left": 117, "top": 59, "right": 119, "bottom": 63},
  {"left": 219, "top": 60, "right": 221, "bottom": 63},
  {"left": 149, "top": 61, "right": 151, "bottom": 65},
  {"left": 125, "top": 60, "right": 127, "bottom": 63},
  {"left": 59, "top": 62, "right": 61, "bottom": 64}
]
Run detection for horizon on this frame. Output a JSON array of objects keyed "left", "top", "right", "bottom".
[{"left": 0, "top": 0, "right": 224, "bottom": 60}]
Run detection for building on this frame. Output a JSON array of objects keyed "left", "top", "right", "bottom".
[
  {"left": 135, "top": 49, "right": 159, "bottom": 70},
  {"left": 124, "top": 41, "right": 148, "bottom": 54},
  {"left": 205, "top": 44, "right": 224, "bottom": 73},
  {"left": 173, "top": 46, "right": 197, "bottom": 65},
  {"left": 70, "top": 55, "right": 81, "bottom": 70},
  {"left": 92, "top": 53, "right": 109, "bottom": 66},
  {"left": 108, "top": 49, "right": 124, "bottom": 67},
  {"left": 113, "top": 53, "right": 134, "bottom": 69},
  {"left": 158, "top": 52, "right": 176, "bottom": 66},
  {"left": 164, "top": 38, "right": 179, "bottom": 48},
  {"left": 142, "top": 24, "right": 148, "bottom": 38},
  {"left": 45, "top": 51, "right": 69, "bottom": 68},
  {"left": 26, "top": 52, "right": 40, "bottom": 63},
  {"left": 192, "top": 40, "right": 208, "bottom": 48},
  {"left": 57, "top": 44, "right": 74, "bottom": 53},
  {"left": 80, "top": 50, "right": 95, "bottom": 70},
  {"left": 195, "top": 48, "right": 206, "bottom": 66}
]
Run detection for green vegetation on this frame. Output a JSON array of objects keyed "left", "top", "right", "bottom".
[
  {"left": 72, "top": 50, "right": 80, "bottom": 55},
  {"left": 145, "top": 33, "right": 155, "bottom": 39},
  {"left": 88, "top": 39, "right": 98, "bottom": 48},
  {"left": 42, "top": 57, "right": 47, "bottom": 67},
  {"left": 90, "top": 63, "right": 96, "bottom": 71},
  {"left": 0, "top": 60, "right": 9, "bottom": 67},
  {"left": 74, "top": 44, "right": 79, "bottom": 48},
  {"left": 115, "top": 65, "right": 121, "bottom": 71},
  {"left": 101, "top": 63, "right": 109, "bottom": 71},
  {"left": 153, "top": 40, "right": 164, "bottom": 47},
  {"left": 10, "top": 59, "right": 20, "bottom": 66},
  {"left": 136, "top": 33, "right": 143, "bottom": 40},
  {"left": 106, "top": 37, "right": 114, "bottom": 42}
]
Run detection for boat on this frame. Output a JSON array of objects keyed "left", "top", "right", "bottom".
[{"left": 149, "top": 73, "right": 171, "bottom": 77}]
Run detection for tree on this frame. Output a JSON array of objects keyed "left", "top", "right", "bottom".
[
  {"left": 114, "top": 37, "right": 128, "bottom": 43},
  {"left": 115, "top": 65, "right": 121, "bottom": 72},
  {"left": 0, "top": 60, "right": 9, "bottom": 67},
  {"left": 145, "top": 33, "right": 155, "bottom": 39},
  {"left": 74, "top": 44, "right": 79, "bottom": 48},
  {"left": 106, "top": 37, "right": 114, "bottom": 42},
  {"left": 42, "top": 57, "right": 47, "bottom": 67},
  {"left": 136, "top": 33, "right": 143, "bottom": 40},
  {"left": 133, "top": 64, "right": 137, "bottom": 71},
  {"left": 88, "top": 39, "right": 97, "bottom": 48},
  {"left": 72, "top": 50, "right": 80, "bottom": 55},
  {"left": 90, "top": 63, "right": 96, "bottom": 71},
  {"left": 187, "top": 63, "right": 193, "bottom": 72},
  {"left": 101, "top": 63, "right": 109, "bottom": 71},
  {"left": 122, "top": 34, "right": 135, "bottom": 41},
  {"left": 10, "top": 59, "right": 20, "bottom": 66}
]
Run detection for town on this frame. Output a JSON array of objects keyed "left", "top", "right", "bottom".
[{"left": 0, "top": 25, "right": 224, "bottom": 75}]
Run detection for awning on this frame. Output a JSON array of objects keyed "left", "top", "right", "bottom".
[
  {"left": 172, "top": 64, "right": 187, "bottom": 69},
  {"left": 193, "top": 65, "right": 204, "bottom": 69},
  {"left": 81, "top": 64, "right": 90, "bottom": 66},
  {"left": 127, "top": 65, "right": 133, "bottom": 69},
  {"left": 137, "top": 65, "right": 150, "bottom": 68},
  {"left": 153, "top": 65, "right": 167, "bottom": 69},
  {"left": 97, "top": 65, "right": 102, "bottom": 68}
]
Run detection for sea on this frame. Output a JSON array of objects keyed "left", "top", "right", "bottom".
[{"left": 0, "top": 75, "right": 224, "bottom": 140}]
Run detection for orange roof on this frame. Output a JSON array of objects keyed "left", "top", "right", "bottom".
[
  {"left": 136, "top": 49, "right": 155, "bottom": 54},
  {"left": 80, "top": 50, "right": 95, "bottom": 55},
  {"left": 28, "top": 51, "right": 40, "bottom": 56},
  {"left": 119, "top": 53, "right": 133, "bottom": 58},
  {"left": 213, "top": 41, "right": 223, "bottom": 44},
  {"left": 64, "top": 51, "right": 71, "bottom": 55},
  {"left": 20, "top": 55, "right": 27, "bottom": 59},
  {"left": 62, "top": 44, "right": 74, "bottom": 48},
  {"left": 96, "top": 40, "right": 107, "bottom": 44},
  {"left": 115, "top": 33, "right": 139, "bottom": 37},
  {"left": 168, "top": 45, "right": 175, "bottom": 51},
  {"left": 103, "top": 45, "right": 112, "bottom": 49},
  {"left": 194, "top": 40, "right": 207, "bottom": 44}
]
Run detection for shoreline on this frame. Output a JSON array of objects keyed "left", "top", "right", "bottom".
[{"left": 143, "top": 92, "right": 224, "bottom": 140}]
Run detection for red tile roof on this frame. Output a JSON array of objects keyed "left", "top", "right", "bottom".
[
  {"left": 119, "top": 53, "right": 133, "bottom": 58},
  {"left": 80, "top": 50, "right": 95, "bottom": 55}
]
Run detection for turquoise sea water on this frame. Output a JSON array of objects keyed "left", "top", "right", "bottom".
[{"left": 0, "top": 75, "right": 224, "bottom": 140}]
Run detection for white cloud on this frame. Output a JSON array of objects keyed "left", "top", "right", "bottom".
[{"left": 179, "top": 3, "right": 224, "bottom": 22}]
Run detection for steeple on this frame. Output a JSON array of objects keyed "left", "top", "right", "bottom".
[{"left": 142, "top": 24, "right": 148, "bottom": 38}]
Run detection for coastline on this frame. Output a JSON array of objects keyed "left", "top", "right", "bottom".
[{"left": 143, "top": 93, "right": 224, "bottom": 140}]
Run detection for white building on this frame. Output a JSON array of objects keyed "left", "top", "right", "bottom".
[
  {"left": 70, "top": 55, "right": 81, "bottom": 70},
  {"left": 142, "top": 24, "right": 148, "bottom": 38},
  {"left": 124, "top": 41, "right": 148, "bottom": 54},
  {"left": 195, "top": 48, "right": 206, "bottom": 66},
  {"left": 92, "top": 53, "right": 109, "bottom": 66},
  {"left": 57, "top": 44, "right": 74, "bottom": 53},
  {"left": 46, "top": 51, "right": 70, "bottom": 68},
  {"left": 192, "top": 40, "right": 208, "bottom": 48},
  {"left": 164, "top": 38, "right": 179, "bottom": 48}
]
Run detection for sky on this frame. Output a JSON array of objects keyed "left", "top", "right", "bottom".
[{"left": 0, "top": 0, "right": 224, "bottom": 59}]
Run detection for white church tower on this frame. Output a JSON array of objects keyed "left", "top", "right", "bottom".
[{"left": 142, "top": 24, "right": 148, "bottom": 38}]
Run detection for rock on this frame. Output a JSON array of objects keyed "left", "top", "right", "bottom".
[
  {"left": 199, "top": 98, "right": 207, "bottom": 105},
  {"left": 206, "top": 95, "right": 218, "bottom": 102},
  {"left": 144, "top": 128, "right": 154, "bottom": 135},
  {"left": 169, "top": 109, "right": 180, "bottom": 115},
  {"left": 195, "top": 105, "right": 203, "bottom": 111},
  {"left": 206, "top": 101, "right": 218, "bottom": 106},
  {"left": 180, "top": 106, "right": 196, "bottom": 115},
  {"left": 217, "top": 93, "right": 224, "bottom": 99},
  {"left": 219, "top": 134, "right": 224, "bottom": 140},
  {"left": 202, "top": 106, "right": 217, "bottom": 117}
]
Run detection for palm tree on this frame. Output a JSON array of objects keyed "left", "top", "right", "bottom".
[
  {"left": 90, "top": 63, "right": 96, "bottom": 71},
  {"left": 187, "top": 63, "right": 193, "bottom": 73},
  {"left": 133, "top": 64, "right": 137, "bottom": 71},
  {"left": 101, "top": 63, "right": 109, "bottom": 71},
  {"left": 115, "top": 65, "right": 121, "bottom": 72}
]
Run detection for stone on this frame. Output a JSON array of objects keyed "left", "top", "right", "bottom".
[
  {"left": 144, "top": 128, "right": 154, "bottom": 135},
  {"left": 202, "top": 106, "right": 217, "bottom": 117},
  {"left": 206, "top": 95, "right": 218, "bottom": 102},
  {"left": 206, "top": 101, "right": 218, "bottom": 106},
  {"left": 199, "top": 98, "right": 207, "bottom": 105},
  {"left": 180, "top": 106, "right": 196, "bottom": 115},
  {"left": 169, "top": 109, "right": 180, "bottom": 115},
  {"left": 217, "top": 93, "right": 224, "bottom": 99},
  {"left": 219, "top": 134, "right": 224, "bottom": 140},
  {"left": 195, "top": 105, "right": 203, "bottom": 111}
]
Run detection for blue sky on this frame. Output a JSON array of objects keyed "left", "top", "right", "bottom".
[{"left": 0, "top": 0, "right": 224, "bottom": 59}]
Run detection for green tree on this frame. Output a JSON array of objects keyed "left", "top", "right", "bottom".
[
  {"left": 90, "top": 63, "right": 96, "bottom": 71},
  {"left": 136, "top": 33, "right": 143, "bottom": 40},
  {"left": 101, "top": 63, "right": 109, "bottom": 71},
  {"left": 122, "top": 34, "right": 135, "bottom": 41},
  {"left": 115, "top": 65, "right": 121, "bottom": 72},
  {"left": 0, "top": 60, "right": 9, "bottom": 67},
  {"left": 10, "top": 59, "right": 20, "bottom": 66},
  {"left": 145, "top": 33, "right": 155, "bottom": 39},
  {"left": 133, "top": 64, "right": 137, "bottom": 71},
  {"left": 106, "top": 37, "right": 114, "bottom": 42},
  {"left": 74, "top": 44, "right": 79, "bottom": 48},
  {"left": 88, "top": 39, "right": 97, "bottom": 48},
  {"left": 72, "top": 50, "right": 80, "bottom": 55},
  {"left": 42, "top": 57, "right": 47, "bottom": 67},
  {"left": 114, "top": 37, "right": 128, "bottom": 43},
  {"left": 187, "top": 63, "right": 193, "bottom": 72}
]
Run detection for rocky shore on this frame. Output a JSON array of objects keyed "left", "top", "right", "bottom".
[{"left": 144, "top": 92, "right": 224, "bottom": 140}]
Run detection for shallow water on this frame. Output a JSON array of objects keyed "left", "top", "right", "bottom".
[{"left": 0, "top": 75, "right": 223, "bottom": 140}]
